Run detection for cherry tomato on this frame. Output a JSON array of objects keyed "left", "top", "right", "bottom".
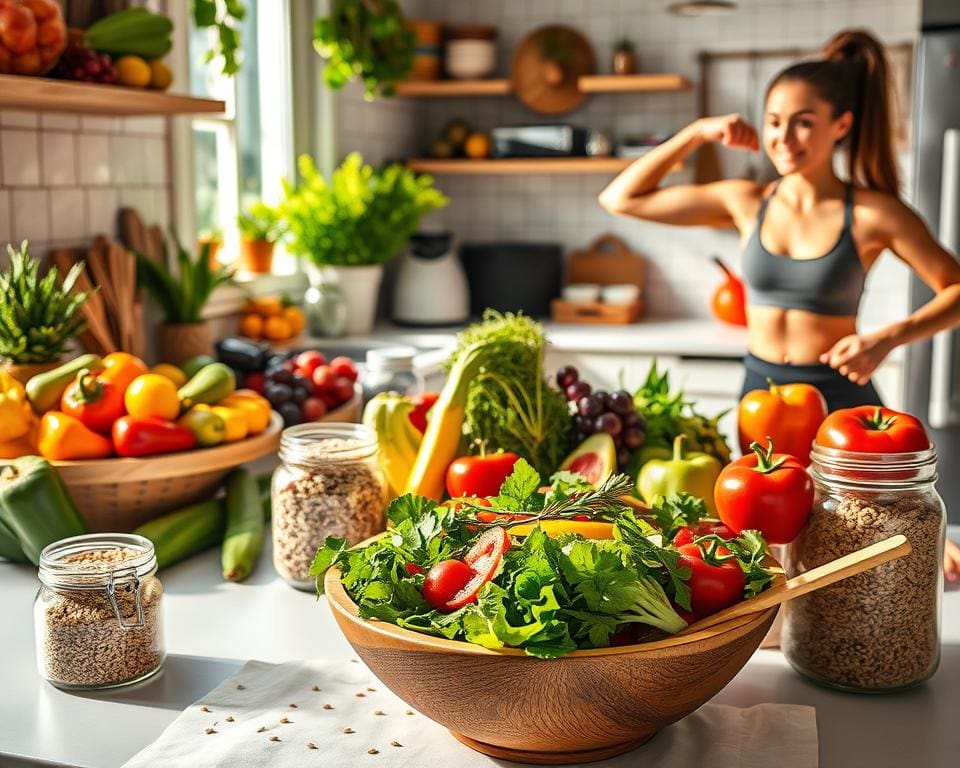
[
  {"left": 311, "top": 365, "right": 334, "bottom": 393},
  {"left": 421, "top": 559, "right": 474, "bottom": 611},
  {"left": 331, "top": 375, "right": 356, "bottom": 404},
  {"left": 715, "top": 438, "right": 813, "bottom": 544},
  {"left": 408, "top": 392, "right": 440, "bottom": 434},
  {"left": 445, "top": 527, "right": 510, "bottom": 611},
  {"left": 329, "top": 356, "right": 358, "bottom": 382},
  {"left": 677, "top": 543, "right": 745, "bottom": 616},
  {"left": 302, "top": 397, "right": 327, "bottom": 421},
  {"left": 295, "top": 350, "right": 326, "bottom": 378},
  {"left": 404, "top": 562, "right": 424, "bottom": 576},
  {"left": 446, "top": 452, "right": 520, "bottom": 499},
  {"left": 815, "top": 406, "right": 929, "bottom": 454},
  {"left": 672, "top": 521, "right": 736, "bottom": 548}
]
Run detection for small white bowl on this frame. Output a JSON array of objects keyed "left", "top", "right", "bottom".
[
  {"left": 445, "top": 39, "right": 496, "bottom": 79},
  {"left": 601, "top": 284, "right": 641, "bottom": 305},
  {"left": 562, "top": 283, "right": 602, "bottom": 303}
]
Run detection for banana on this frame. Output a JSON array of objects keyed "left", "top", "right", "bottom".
[{"left": 362, "top": 393, "right": 422, "bottom": 498}]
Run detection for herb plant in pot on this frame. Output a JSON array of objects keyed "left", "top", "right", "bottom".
[
  {"left": 137, "top": 234, "right": 233, "bottom": 365},
  {"left": 280, "top": 153, "right": 448, "bottom": 337},
  {"left": 237, "top": 201, "right": 283, "bottom": 274},
  {"left": 0, "top": 242, "right": 90, "bottom": 385}
]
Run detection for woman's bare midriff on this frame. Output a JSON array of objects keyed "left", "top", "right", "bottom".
[{"left": 746, "top": 305, "right": 858, "bottom": 364}]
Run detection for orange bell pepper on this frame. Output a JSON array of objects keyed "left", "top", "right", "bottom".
[
  {"left": 38, "top": 411, "right": 114, "bottom": 461},
  {"left": 219, "top": 390, "right": 271, "bottom": 434},
  {"left": 738, "top": 379, "right": 827, "bottom": 468},
  {"left": 100, "top": 352, "right": 149, "bottom": 396},
  {"left": 0, "top": 420, "right": 38, "bottom": 459}
]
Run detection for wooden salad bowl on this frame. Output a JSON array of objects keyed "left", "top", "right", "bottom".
[{"left": 325, "top": 553, "right": 785, "bottom": 765}]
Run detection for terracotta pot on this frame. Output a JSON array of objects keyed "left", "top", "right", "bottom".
[
  {"left": 2, "top": 359, "right": 61, "bottom": 386},
  {"left": 198, "top": 237, "right": 222, "bottom": 269},
  {"left": 157, "top": 322, "right": 213, "bottom": 366},
  {"left": 239, "top": 239, "right": 275, "bottom": 274},
  {"left": 613, "top": 50, "right": 637, "bottom": 75}
]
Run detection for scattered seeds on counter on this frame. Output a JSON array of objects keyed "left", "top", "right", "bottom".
[
  {"left": 225, "top": 715, "right": 234, "bottom": 722},
  {"left": 366, "top": 687, "right": 375, "bottom": 692},
  {"left": 289, "top": 703, "right": 298, "bottom": 708},
  {"left": 280, "top": 717, "right": 291, "bottom": 724},
  {"left": 368, "top": 748, "right": 380, "bottom": 755},
  {"left": 355, "top": 692, "right": 365, "bottom": 697},
  {"left": 269, "top": 736, "right": 280, "bottom": 742},
  {"left": 311, "top": 685, "right": 321, "bottom": 691},
  {"left": 350, "top": 659, "right": 359, "bottom": 663},
  {"left": 373, "top": 710, "right": 385, "bottom": 716},
  {"left": 405, "top": 710, "right": 414, "bottom": 716},
  {"left": 200, "top": 706, "right": 210, "bottom": 713},
  {"left": 307, "top": 742, "right": 318, "bottom": 750},
  {"left": 236, "top": 684, "right": 246, "bottom": 690},
  {"left": 257, "top": 726, "right": 267, "bottom": 733},
  {"left": 390, "top": 741, "right": 402, "bottom": 748},
  {"left": 205, "top": 728, "right": 216, "bottom": 735},
  {"left": 323, "top": 704, "right": 333, "bottom": 710},
  {"left": 343, "top": 727, "right": 355, "bottom": 734}
]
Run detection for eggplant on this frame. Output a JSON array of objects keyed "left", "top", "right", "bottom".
[{"left": 215, "top": 337, "right": 269, "bottom": 373}]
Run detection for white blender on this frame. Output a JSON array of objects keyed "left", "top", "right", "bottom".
[{"left": 392, "top": 232, "right": 470, "bottom": 326}]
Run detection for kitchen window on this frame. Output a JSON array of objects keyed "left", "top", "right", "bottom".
[{"left": 171, "top": 0, "right": 297, "bottom": 279}]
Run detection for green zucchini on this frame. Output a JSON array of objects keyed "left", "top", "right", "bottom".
[
  {"left": 0, "top": 456, "right": 89, "bottom": 565},
  {"left": 221, "top": 469, "right": 264, "bottom": 582},
  {"left": 133, "top": 498, "right": 226, "bottom": 570},
  {"left": 178, "top": 363, "right": 236, "bottom": 409},
  {"left": 84, "top": 8, "right": 173, "bottom": 59},
  {"left": 25, "top": 354, "right": 102, "bottom": 413}
]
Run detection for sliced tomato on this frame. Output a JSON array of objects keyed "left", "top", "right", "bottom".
[
  {"left": 443, "top": 528, "right": 510, "bottom": 611},
  {"left": 422, "top": 559, "right": 474, "bottom": 611},
  {"left": 672, "top": 521, "right": 736, "bottom": 547},
  {"left": 404, "top": 562, "right": 424, "bottom": 576}
]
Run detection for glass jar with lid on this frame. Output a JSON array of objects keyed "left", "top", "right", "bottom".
[
  {"left": 34, "top": 533, "right": 165, "bottom": 690},
  {"left": 362, "top": 346, "right": 424, "bottom": 402},
  {"left": 782, "top": 442, "right": 945, "bottom": 692},
  {"left": 272, "top": 423, "right": 387, "bottom": 590}
]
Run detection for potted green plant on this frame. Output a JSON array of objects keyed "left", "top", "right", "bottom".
[
  {"left": 137, "top": 233, "right": 233, "bottom": 365},
  {"left": 280, "top": 152, "right": 448, "bottom": 336},
  {"left": 237, "top": 201, "right": 283, "bottom": 274},
  {"left": 613, "top": 38, "right": 637, "bottom": 75},
  {"left": 197, "top": 229, "right": 223, "bottom": 269},
  {"left": 0, "top": 242, "right": 90, "bottom": 385},
  {"left": 313, "top": 0, "right": 416, "bottom": 99}
]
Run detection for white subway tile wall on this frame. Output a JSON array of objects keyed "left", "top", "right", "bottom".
[
  {"left": 0, "top": 111, "right": 171, "bottom": 263},
  {"left": 339, "top": 0, "right": 919, "bottom": 322}
]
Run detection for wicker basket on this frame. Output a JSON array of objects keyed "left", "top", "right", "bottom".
[{"left": 51, "top": 414, "right": 283, "bottom": 533}]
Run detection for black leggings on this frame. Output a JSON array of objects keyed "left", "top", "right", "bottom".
[{"left": 741, "top": 353, "right": 884, "bottom": 413}]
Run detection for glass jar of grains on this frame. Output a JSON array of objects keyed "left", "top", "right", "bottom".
[
  {"left": 272, "top": 423, "right": 387, "bottom": 590},
  {"left": 782, "top": 442, "right": 945, "bottom": 692},
  {"left": 34, "top": 533, "right": 165, "bottom": 690}
]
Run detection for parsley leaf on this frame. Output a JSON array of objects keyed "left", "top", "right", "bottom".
[
  {"left": 649, "top": 492, "right": 708, "bottom": 539},
  {"left": 491, "top": 458, "right": 543, "bottom": 512}
]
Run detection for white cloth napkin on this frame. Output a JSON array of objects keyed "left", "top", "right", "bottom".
[{"left": 122, "top": 658, "right": 818, "bottom": 768}]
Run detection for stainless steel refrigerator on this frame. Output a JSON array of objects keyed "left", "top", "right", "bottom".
[{"left": 908, "top": 0, "right": 960, "bottom": 523}]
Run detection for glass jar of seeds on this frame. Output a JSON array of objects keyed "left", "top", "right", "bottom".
[
  {"left": 782, "top": 442, "right": 945, "bottom": 693},
  {"left": 272, "top": 423, "right": 387, "bottom": 590},
  {"left": 34, "top": 533, "right": 165, "bottom": 690}
]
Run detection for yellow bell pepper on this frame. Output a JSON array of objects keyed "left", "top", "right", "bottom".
[
  {"left": 219, "top": 390, "right": 271, "bottom": 434},
  {"left": 196, "top": 404, "right": 248, "bottom": 443},
  {"left": 507, "top": 520, "right": 615, "bottom": 540},
  {"left": 0, "top": 371, "right": 33, "bottom": 442}
]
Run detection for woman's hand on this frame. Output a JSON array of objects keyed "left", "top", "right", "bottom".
[
  {"left": 945, "top": 538, "right": 960, "bottom": 583},
  {"left": 697, "top": 114, "right": 760, "bottom": 151},
  {"left": 819, "top": 333, "right": 893, "bottom": 385}
]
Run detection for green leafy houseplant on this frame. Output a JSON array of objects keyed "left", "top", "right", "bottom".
[
  {"left": 0, "top": 242, "right": 89, "bottom": 364},
  {"left": 237, "top": 201, "right": 282, "bottom": 242},
  {"left": 192, "top": 0, "right": 245, "bottom": 76},
  {"left": 313, "top": 0, "right": 416, "bottom": 99},
  {"left": 280, "top": 153, "right": 448, "bottom": 268},
  {"left": 137, "top": 234, "right": 233, "bottom": 324}
]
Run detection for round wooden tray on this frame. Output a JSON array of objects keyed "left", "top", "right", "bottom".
[
  {"left": 52, "top": 413, "right": 283, "bottom": 533},
  {"left": 511, "top": 25, "right": 596, "bottom": 115}
]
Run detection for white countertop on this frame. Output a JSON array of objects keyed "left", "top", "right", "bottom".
[{"left": 1, "top": 530, "right": 958, "bottom": 768}]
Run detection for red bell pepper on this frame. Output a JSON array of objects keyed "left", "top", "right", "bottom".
[
  {"left": 61, "top": 369, "right": 126, "bottom": 434},
  {"left": 408, "top": 392, "right": 440, "bottom": 434},
  {"left": 112, "top": 416, "right": 197, "bottom": 457}
]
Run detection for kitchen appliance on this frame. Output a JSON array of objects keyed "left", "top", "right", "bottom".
[
  {"left": 907, "top": 0, "right": 960, "bottom": 523},
  {"left": 492, "top": 125, "right": 588, "bottom": 157},
  {"left": 459, "top": 242, "right": 563, "bottom": 318},
  {"left": 392, "top": 232, "right": 470, "bottom": 326}
]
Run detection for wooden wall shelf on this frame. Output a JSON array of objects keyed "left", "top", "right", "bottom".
[
  {"left": 0, "top": 74, "right": 226, "bottom": 115},
  {"left": 406, "top": 157, "right": 635, "bottom": 175},
  {"left": 394, "top": 73, "right": 690, "bottom": 98}
]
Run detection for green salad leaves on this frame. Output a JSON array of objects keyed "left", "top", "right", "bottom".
[{"left": 312, "top": 462, "right": 774, "bottom": 659}]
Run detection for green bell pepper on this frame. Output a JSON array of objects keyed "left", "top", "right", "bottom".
[
  {"left": 636, "top": 434, "right": 722, "bottom": 515},
  {"left": 0, "top": 456, "right": 89, "bottom": 565}
]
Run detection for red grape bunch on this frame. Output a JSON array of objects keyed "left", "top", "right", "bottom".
[
  {"left": 53, "top": 41, "right": 117, "bottom": 84},
  {"left": 557, "top": 366, "right": 645, "bottom": 471}
]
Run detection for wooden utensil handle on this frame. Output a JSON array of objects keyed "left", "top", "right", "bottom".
[{"left": 680, "top": 534, "right": 912, "bottom": 635}]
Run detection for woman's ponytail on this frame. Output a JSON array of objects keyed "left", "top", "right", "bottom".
[
  {"left": 768, "top": 28, "right": 900, "bottom": 195},
  {"left": 822, "top": 29, "right": 899, "bottom": 195}
]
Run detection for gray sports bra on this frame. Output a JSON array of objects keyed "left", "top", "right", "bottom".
[{"left": 741, "top": 183, "right": 865, "bottom": 316}]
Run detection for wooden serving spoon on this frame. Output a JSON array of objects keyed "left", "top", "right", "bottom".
[{"left": 680, "top": 534, "right": 912, "bottom": 635}]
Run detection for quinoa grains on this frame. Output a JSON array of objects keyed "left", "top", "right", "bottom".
[
  {"left": 273, "top": 427, "right": 387, "bottom": 588},
  {"left": 35, "top": 535, "right": 164, "bottom": 690}
]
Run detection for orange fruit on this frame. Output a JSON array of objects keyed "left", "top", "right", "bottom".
[
  {"left": 252, "top": 296, "right": 284, "bottom": 317},
  {"left": 239, "top": 314, "right": 264, "bottom": 340},
  {"left": 263, "top": 315, "right": 293, "bottom": 341},
  {"left": 283, "top": 305, "right": 306, "bottom": 335},
  {"left": 464, "top": 132, "right": 492, "bottom": 159}
]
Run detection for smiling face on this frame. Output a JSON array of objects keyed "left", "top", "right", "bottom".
[{"left": 763, "top": 79, "right": 853, "bottom": 177}]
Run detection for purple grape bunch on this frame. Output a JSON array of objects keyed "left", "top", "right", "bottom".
[
  {"left": 53, "top": 43, "right": 119, "bottom": 84},
  {"left": 557, "top": 365, "right": 646, "bottom": 471}
]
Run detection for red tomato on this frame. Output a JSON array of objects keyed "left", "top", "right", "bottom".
[
  {"left": 311, "top": 365, "right": 334, "bottom": 393},
  {"left": 738, "top": 381, "right": 827, "bottom": 467},
  {"left": 445, "top": 527, "right": 510, "bottom": 611},
  {"left": 404, "top": 562, "right": 424, "bottom": 576},
  {"left": 329, "top": 356, "right": 358, "bottom": 382},
  {"left": 295, "top": 350, "right": 326, "bottom": 378},
  {"left": 408, "top": 392, "right": 440, "bottom": 434},
  {"left": 421, "top": 559, "right": 474, "bottom": 611},
  {"left": 815, "top": 406, "right": 929, "bottom": 454},
  {"left": 715, "top": 439, "right": 813, "bottom": 544},
  {"left": 445, "top": 452, "right": 520, "bottom": 499},
  {"left": 677, "top": 543, "right": 745, "bottom": 616},
  {"left": 672, "top": 521, "right": 736, "bottom": 548}
]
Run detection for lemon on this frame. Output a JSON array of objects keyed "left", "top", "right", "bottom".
[
  {"left": 149, "top": 59, "right": 173, "bottom": 91},
  {"left": 116, "top": 56, "right": 152, "bottom": 88}
]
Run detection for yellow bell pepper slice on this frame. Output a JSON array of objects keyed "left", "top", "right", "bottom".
[{"left": 507, "top": 520, "right": 615, "bottom": 540}]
